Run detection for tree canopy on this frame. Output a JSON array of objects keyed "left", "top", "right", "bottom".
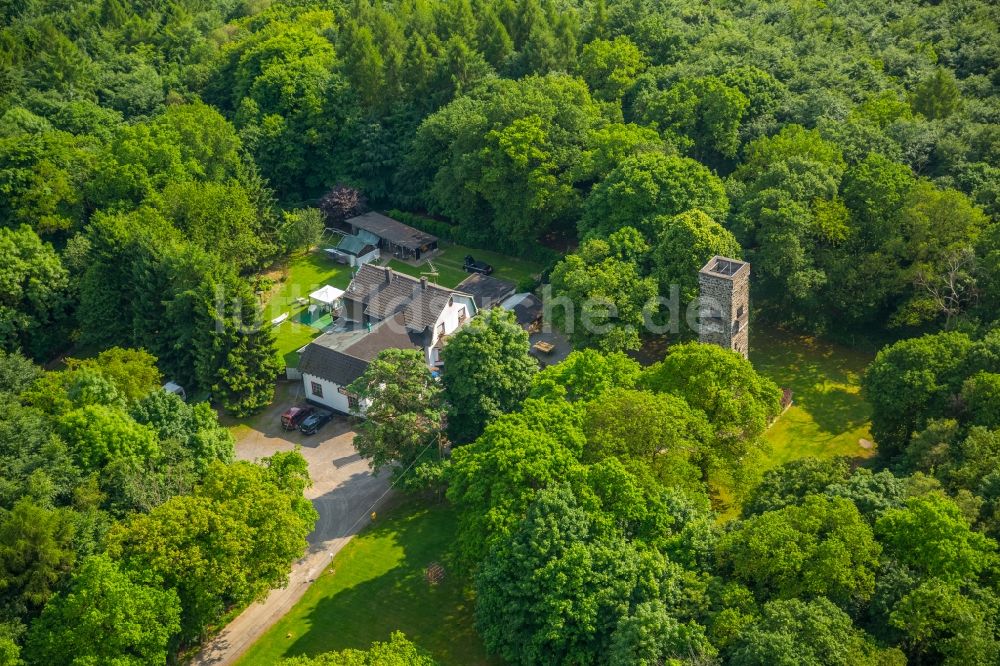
[
  {"left": 1, "top": 0, "right": 999, "bottom": 661},
  {"left": 440, "top": 308, "right": 537, "bottom": 443}
]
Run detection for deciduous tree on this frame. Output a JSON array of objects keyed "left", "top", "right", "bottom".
[
  {"left": 107, "top": 454, "right": 317, "bottom": 641},
  {"left": 25, "top": 555, "right": 180, "bottom": 666},
  {"left": 743, "top": 457, "right": 850, "bottom": 516},
  {"left": 580, "top": 153, "right": 728, "bottom": 240},
  {"left": 875, "top": 495, "right": 997, "bottom": 584},
  {"left": 549, "top": 227, "right": 657, "bottom": 352},
  {"left": 348, "top": 349, "right": 444, "bottom": 473},
  {"left": 729, "top": 597, "right": 901, "bottom": 666},
  {"left": 447, "top": 398, "right": 586, "bottom": 564},
  {"left": 862, "top": 331, "right": 975, "bottom": 456},
  {"left": 583, "top": 388, "right": 711, "bottom": 490},
  {"left": 440, "top": 308, "right": 536, "bottom": 443},
  {"left": 649, "top": 209, "right": 742, "bottom": 302},
  {"left": 476, "top": 483, "right": 656, "bottom": 665},
  {"left": 642, "top": 343, "right": 781, "bottom": 491},
  {"left": 718, "top": 495, "right": 881, "bottom": 607},
  {"left": 529, "top": 349, "right": 642, "bottom": 402},
  {"left": 578, "top": 36, "right": 645, "bottom": 101},
  {"left": 0, "top": 225, "right": 71, "bottom": 359}
]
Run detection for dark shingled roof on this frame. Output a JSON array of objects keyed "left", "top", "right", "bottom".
[
  {"left": 510, "top": 294, "right": 543, "bottom": 328},
  {"left": 299, "top": 314, "right": 427, "bottom": 385},
  {"left": 403, "top": 287, "right": 455, "bottom": 331},
  {"left": 298, "top": 345, "right": 370, "bottom": 387},
  {"left": 343, "top": 264, "right": 474, "bottom": 332},
  {"left": 456, "top": 274, "right": 517, "bottom": 309},
  {"left": 347, "top": 212, "right": 438, "bottom": 250},
  {"left": 343, "top": 264, "right": 395, "bottom": 303},
  {"left": 365, "top": 278, "right": 419, "bottom": 319},
  {"left": 344, "top": 312, "right": 426, "bottom": 361}
]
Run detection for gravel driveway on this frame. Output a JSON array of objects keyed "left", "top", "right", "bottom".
[{"left": 191, "top": 399, "right": 392, "bottom": 665}]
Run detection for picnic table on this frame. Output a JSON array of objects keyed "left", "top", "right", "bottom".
[{"left": 532, "top": 341, "right": 555, "bottom": 354}]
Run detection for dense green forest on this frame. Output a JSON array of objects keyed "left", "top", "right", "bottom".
[
  {"left": 1, "top": 0, "right": 999, "bottom": 663},
  {"left": 2, "top": 0, "right": 998, "bottom": 372},
  {"left": 0, "top": 348, "right": 317, "bottom": 663},
  {"left": 341, "top": 315, "right": 1000, "bottom": 665}
]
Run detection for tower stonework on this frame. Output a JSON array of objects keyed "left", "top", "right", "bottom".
[{"left": 698, "top": 256, "right": 750, "bottom": 358}]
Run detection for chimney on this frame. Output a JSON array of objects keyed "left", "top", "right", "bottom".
[
  {"left": 420, "top": 276, "right": 428, "bottom": 290},
  {"left": 383, "top": 266, "right": 392, "bottom": 284}
]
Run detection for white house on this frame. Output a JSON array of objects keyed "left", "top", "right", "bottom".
[{"left": 297, "top": 265, "right": 477, "bottom": 415}]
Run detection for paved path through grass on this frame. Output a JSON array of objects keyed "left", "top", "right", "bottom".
[
  {"left": 236, "top": 503, "right": 494, "bottom": 665},
  {"left": 193, "top": 402, "right": 392, "bottom": 666}
]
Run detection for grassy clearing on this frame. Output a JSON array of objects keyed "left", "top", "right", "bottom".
[
  {"left": 709, "top": 327, "right": 876, "bottom": 518},
  {"left": 751, "top": 326, "right": 876, "bottom": 468},
  {"left": 236, "top": 502, "right": 493, "bottom": 666},
  {"left": 389, "top": 243, "right": 545, "bottom": 290},
  {"left": 262, "top": 251, "right": 354, "bottom": 367}
]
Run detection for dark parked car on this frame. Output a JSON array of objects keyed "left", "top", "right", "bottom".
[
  {"left": 280, "top": 405, "right": 314, "bottom": 431},
  {"left": 299, "top": 410, "right": 334, "bottom": 435},
  {"left": 463, "top": 255, "right": 494, "bottom": 275}
]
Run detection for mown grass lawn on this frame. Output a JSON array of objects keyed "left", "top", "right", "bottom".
[
  {"left": 236, "top": 502, "right": 494, "bottom": 666},
  {"left": 710, "top": 326, "right": 876, "bottom": 518},
  {"left": 262, "top": 251, "right": 354, "bottom": 367},
  {"left": 389, "top": 243, "right": 545, "bottom": 290},
  {"left": 751, "top": 326, "right": 876, "bottom": 468}
]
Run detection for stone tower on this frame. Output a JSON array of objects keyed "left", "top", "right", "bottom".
[{"left": 698, "top": 256, "right": 750, "bottom": 358}]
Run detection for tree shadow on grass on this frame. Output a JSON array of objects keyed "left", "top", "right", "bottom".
[
  {"left": 752, "top": 326, "right": 873, "bottom": 436},
  {"left": 280, "top": 504, "right": 493, "bottom": 665}
]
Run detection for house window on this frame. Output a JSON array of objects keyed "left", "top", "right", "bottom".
[
  {"left": 311, "top": 381, "right": 324, "bottom": 398},
  {"left": 737, "top": 305, "right": 745, "bottom": 318},
  {"left": 348, "top": 395, "right": 360, "bottom": 411},
  {"left": 457, "top": 307, "right": 467, "bottom": 323},
  {"left": 733, "top": 320, "right": 742, "bottom": 333},
  {"left": 437, "top": 321, "right": 446, "bottom": 336}
]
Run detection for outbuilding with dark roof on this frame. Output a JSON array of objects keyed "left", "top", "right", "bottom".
[
  {"left": 456, "top": 273, "right": 517, "bottom": 310},
  {"left": 346, "top": 212, "right": 439, "bottom": 259}
]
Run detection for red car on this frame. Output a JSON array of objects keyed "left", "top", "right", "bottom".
[{"left": 280, "top": 406, "right": 314, "bottom": 431}]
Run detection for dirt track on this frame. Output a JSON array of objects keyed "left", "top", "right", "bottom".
[{"left": 190, "top": 402, "right": 392, "bottom": 665}]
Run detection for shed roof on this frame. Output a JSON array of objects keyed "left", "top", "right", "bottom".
[
  {"left": 336, "top": 235, "right": 376, "bottom": 256},
  {"left": 456, "top": 273, "right": 517, "bottom": 309},
  {"left": 298, "top": 344, "right": 370, "bottom": 387},
  {"left": 346, "top": 212, "right": 438, "bottom": 250},
  {"left": 502, "top": 293, "right": 544, "bottom": 328}
]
